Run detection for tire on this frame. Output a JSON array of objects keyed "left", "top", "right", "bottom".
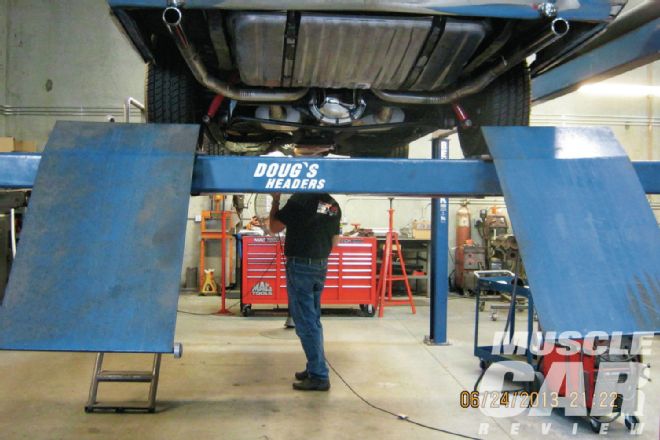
[
  {"left": 359, "top": 304, "right": 375, "bottom": 317},
  {"left": 457, "top": 63, "right": 530, "bottom": 158},
  {"left": 145, "top": 60, "right": 200, "bottom": 123}
]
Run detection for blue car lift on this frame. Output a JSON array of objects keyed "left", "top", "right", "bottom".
[
  {"left": 0, "top": 123, "right": 660, "bottom": 353},
  {"left": 0, "top": 123, "right": 658, "bottom": 413},
  {"left": 0, "top": 122, "right": 201, "bottom": 411}
]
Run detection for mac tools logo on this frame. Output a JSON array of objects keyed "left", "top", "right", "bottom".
[
  {"left": 251, "top": 281, "right": 273, "bottom": 296},
  {"left": 253, "top": 162, "right": 326, "bottom": 190}
]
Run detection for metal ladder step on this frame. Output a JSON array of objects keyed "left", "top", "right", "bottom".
[
  {"left": 85, "top": 352, "right": 161, "bottom": 413},
  {"left": 96, "top": 371, "right": 154, "bottom": 383}
]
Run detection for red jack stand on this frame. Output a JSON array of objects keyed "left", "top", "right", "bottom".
[{"left": 376, "top": 198, "right": 416, "bottom": 317}]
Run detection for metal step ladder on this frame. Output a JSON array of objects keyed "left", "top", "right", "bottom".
[
  {"left": 84, "top": 352, "right": 162, "bottom": 413},
  {"left": 85, "top": 342, "right": 183, "bottom": 413}
]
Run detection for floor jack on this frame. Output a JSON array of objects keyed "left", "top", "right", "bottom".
[{"left": 474, "top": 273, "right": 645, "bottom": 433}]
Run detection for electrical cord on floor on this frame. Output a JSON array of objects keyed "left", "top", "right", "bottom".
[
  {"left": 176, "top": 310, "right": 217, "bottom": 316},
  {"left": 473, "top": 365, "right": 525, "bottom": 402},
  {"left": 326, "top": 357, "right": 482, "bottom": 440},
  {"left": 473, "top": 367, "right": 487, "bottom": 392},
  {"left": 177, "top": 301, "right": 240, "bottom": 315}
]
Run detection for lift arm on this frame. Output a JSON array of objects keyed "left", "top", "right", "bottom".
[{"left": 1, "top": 153, "right": 659, "bottom": 195}]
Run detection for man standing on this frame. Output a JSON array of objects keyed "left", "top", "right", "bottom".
[{"left": 269, "top": 192, "right": 341, "bottom": 391}]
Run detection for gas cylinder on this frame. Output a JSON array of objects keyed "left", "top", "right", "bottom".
[{"left": 454, "top": 202, "right": 472, "bottom": 289}]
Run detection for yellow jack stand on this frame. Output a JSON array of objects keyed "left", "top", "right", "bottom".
[{"left": 200, "top": 269, "right": 218, "bottom": 296}]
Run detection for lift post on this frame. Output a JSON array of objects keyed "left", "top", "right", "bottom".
[{"left": 426, "top": 137, "right": 450, "bottom": 345}]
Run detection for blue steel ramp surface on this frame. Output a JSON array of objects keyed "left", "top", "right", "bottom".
[
  {"left": 0, "top": 121, "right": 199, "bottom": 352},
  {"left": 483, "top": 127, "right": 660, "bottom": 336}
]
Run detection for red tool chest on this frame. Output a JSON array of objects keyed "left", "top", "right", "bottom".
[{"left": 241, "top": 236, "right": 377, "bottom": 316}]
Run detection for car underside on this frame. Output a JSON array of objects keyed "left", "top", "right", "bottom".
[{"left": 109, "top": 1, "right": 626, "bottom": 157}]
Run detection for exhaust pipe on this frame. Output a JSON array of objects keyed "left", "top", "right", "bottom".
[
  {"left": 373, "top": 18, "right": 570, "bottom": 105},
  {"left": 162, "top": 7, "right": 308, "bottom": 102}
]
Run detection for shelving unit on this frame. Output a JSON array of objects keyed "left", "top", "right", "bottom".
[{"left": 376, "top": 237, "right": 430, "bottom": 295}]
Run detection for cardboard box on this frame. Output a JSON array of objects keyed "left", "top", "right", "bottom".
[
  {"left": 0, "top": 137, "right": 16, "bottom": 153},
  {"left": 412, "top": 229, "right": 431, "bottom": 240},
  {"left": 412, "top": 220, "right": 431, "bottom": 240},
  {"left": 14, "top": 140, "right": 38, "bottom": 152},
  {"left": 0, "top": 138, "right": 38, "bottom": 152}
]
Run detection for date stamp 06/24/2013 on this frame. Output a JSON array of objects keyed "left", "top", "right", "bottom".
[{"left": 459, "top": 390, "right": 619, "bottom": 410}]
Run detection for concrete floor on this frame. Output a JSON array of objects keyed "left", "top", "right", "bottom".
[{"left": 0, "top": 295, "right": 657, "bottom": 440}]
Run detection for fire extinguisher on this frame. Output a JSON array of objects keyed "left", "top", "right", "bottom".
[{"left": 454, "top": 201, "right": 471, "bottom": 290}]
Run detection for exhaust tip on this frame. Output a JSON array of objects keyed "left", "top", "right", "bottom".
[
  {"left": 551, "top": 18, "right": 570, "bottom": 37},
  {"left": 163, "top": 7, "right": 182, "bottom": 26}
]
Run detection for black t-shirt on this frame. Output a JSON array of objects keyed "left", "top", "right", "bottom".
[{"left": 274, "top": 193, "right": 341, "bottom": 259}]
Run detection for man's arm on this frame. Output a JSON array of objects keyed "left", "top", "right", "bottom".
[
  {"left": 332, "top": 203, "right": 342, "bottom": 248},
  {"left": 269, "top": 193, "right": 286, "bottom": 234}
]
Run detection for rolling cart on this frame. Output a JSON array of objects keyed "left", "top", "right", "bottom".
[{"left": 473, "top": 270, "right": 534, "bottom": 370}]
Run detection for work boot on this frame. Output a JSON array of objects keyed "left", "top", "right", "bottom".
[
  {"left": 292, "top": 377, "right": 330, "bottom": 391},
  {"left": 294, "top": 370, "right": 309, "bottom": 381}
]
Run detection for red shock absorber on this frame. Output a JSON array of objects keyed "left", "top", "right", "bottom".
[
  {"left": 451, "top": 102, "right": 472, "bottom": 128},
  {"left": 206, "top": 94, "right": 225, "bottom": 120}
]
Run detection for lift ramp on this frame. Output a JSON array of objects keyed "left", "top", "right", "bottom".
[
  {"left": 0, "top": 122, "right": 199, "bottom": 353},
  {"left": 483, "top": 126, "right": 660, "bottom": 336}
]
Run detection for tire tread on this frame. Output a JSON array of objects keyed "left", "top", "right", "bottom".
[
  {"left": 458, "top": 63, "right": 530, "bottom": 157},
  {"left": 145, "top": 60, "right": 198, "bottom": 123}
]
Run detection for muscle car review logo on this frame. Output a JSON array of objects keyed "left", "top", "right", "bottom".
[{"left": 253, "top": 162, "right": 326, "bottom": 190}]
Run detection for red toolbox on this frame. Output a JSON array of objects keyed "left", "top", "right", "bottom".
[{"left": 240, "top": 236, "right": 377, "bottom": 316}]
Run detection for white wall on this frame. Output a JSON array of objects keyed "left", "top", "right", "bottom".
[
  {"left": 1, "top": 0, "right": 144, "bottom": 144},
  {"left": 0, "top": 0, "right": 7, "bottom": 136},
  {"left": 532, "top": 62, "right": 660, "bottom": 225},
  {"left": 181, "top": 196, "right": 209, "bottom": 285},
  {"left": 532, "top": 63, "right": 659, "bottom": 161}
]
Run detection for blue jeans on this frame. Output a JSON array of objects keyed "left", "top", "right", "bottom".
[{"left": 286, "top": 258, "right": 329, "bottom": 380}]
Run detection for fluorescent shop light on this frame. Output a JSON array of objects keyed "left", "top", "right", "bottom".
[{"left": 578, "top": 83, "right": 660, "bottom": 97}]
